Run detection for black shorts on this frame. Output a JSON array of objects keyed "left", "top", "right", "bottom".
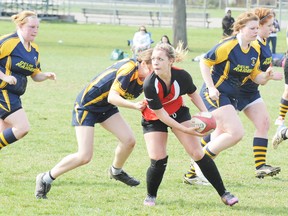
[{"left": 141, "top": 106, "right": 191, "bottom": 134}]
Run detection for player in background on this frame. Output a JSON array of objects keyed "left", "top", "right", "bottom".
[
  {"left": 142, "top": 42, "right": 238, "bottom": 207},
  {"left": 183, "top": 11, "right": 283, "bottom": 184},
  {"left": 0, "top": 11, "right": 56, "bottom": 151},
  {"left": 272, "top": 25, "right": 288, "bottom": 148},
  {"left": 35, "top": 49, "right": 153, "bottom": 199}
]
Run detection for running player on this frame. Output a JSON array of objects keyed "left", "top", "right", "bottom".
[
  {"left": 0, "top": 11, "right": 56, "bottom": 151},
  {"left": 183, "top": 11, "right": 282, "bottom": 184},
  {"left": 272, "top": 25, "right": 288, "bottom": 148},
  {"left": 142, "top": 42, "right": 238, "bottom": 207},
  {"left": 35, "top": 49, "right": 153, "bottom": 199}
]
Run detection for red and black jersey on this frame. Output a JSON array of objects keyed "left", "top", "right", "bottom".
[{"left": 142, "top": 67, "right": 197, "bottom": 121}]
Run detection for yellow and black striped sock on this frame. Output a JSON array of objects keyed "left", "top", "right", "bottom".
[
  {"left": 204, "top": 146, "right": 216, "bottom": 159},
  {"left": 184, "top": 160, "right": 196, "bottom": 178},
  {"left": 0, "top": 128, "right": 18, "bottom": 150},
  {"left": 253, "top": 137, "right": 268, "bottom": 169},
  {"left": 279, "top": 98, "right": 288, "bottom": 120},
  {"left": 201, "top": 134, "right": 211, "bottom": 147}
]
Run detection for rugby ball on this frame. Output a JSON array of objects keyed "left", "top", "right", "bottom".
[{"left": 191, "top": 112, "right": 216, "bottom": 134}]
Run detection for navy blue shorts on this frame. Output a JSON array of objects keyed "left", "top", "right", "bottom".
[
  {"left": 72, "top": 105, "right": 119, "bottom": 127},
  {"left": 141, "top": 106, "right": 191, "bottom": 134},
  {"left": 237, "top": 91, "right": 261, "bottom": 111},
  {"left": 200, "top": 85, "right": 238, "bottom": 112},
  {"left": 0, "top": 90, "right": 22, "bottom": 119}
]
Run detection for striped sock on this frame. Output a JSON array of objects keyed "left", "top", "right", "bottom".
[
  {"left": 253, "top": 137, "right": 268, "bottom": 169},
  {"left": 201, "top": 134, "right": 211, "bottom": 147},
  {"left": 279, "top": 98, "right": 288, "bottom": 120},
  {"left": 0, "top": 128, "right": 17, "bottom": 149}
]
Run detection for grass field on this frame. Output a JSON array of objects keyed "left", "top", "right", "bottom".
[{"left": 0, "top": 20, "right": 288, "bottom": 216}]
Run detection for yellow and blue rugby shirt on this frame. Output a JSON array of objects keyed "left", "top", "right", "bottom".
[
  {"left": 203, "top": 35, "right": 262, "bottom": 97},
  {"left": 239, "top": 37, "right": 272, "bottom": 94},
  {"left": 0, "top": 32, "right": 41, "bottom": 95},
  {"left": 74, "top": 58, "right": 144, "bottom": 113}
]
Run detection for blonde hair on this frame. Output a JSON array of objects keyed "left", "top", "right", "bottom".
[
  {"left": 137, "top": 48, "right": 153, "bottom": 65},
  {"left": 253, "top": 8, "right": 274, "bottom": 25},
  {"left": 232, "top": 12, "right": 259, "bottom": 35},
  {"left": 11, "top": 10, "right": 37, "bottom": 26},
  {"left": 153, "top": 41, "right": 188, "bottom": 63}
]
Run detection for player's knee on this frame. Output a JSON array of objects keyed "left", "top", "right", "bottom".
[
  {"left": 14, "top": 123, "right": 30, "bottom": 139},
  {"left": 231, "top": 127, "right": 244, "bottom": 142},
  {"left": 78, "top": 153, "right": 93, "bottom": 165},
  {"left": 123, "top": 136, "right": 136, "bottom": 149}
]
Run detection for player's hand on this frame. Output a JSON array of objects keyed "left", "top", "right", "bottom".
[
  {"left": 45, "top": 72, "right": 56, "bottom": 80},
  {"left": 207, "top": 86, "right": 220, "bottom": 101},
  {"left": 265, "top": 67, "right": 282, "bottom": 81},
  {"left": 2, "top": 75, "right": 17, "bottom": 85},
  {"left": 185, "top": 126, "right": 206, "bottom": 137},
  {"left": 271, "top": 72, "right": 283, "bottom": 81},
  {"left": 134, "top": 101, "right": 147, "bottom": 111}
]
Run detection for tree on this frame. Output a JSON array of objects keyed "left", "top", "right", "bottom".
[{"left": 173, "top": 0, "right": 187, "bottom": 48}]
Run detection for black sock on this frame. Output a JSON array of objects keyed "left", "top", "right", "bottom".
[
  {"left": 196, "top": 154, "right": 226, "bottom": 197},
  {"left": 146, "top": 156, "right": 168, "bottom": 198}
]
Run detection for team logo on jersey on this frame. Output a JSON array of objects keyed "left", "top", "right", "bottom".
[{"left": 251, "top": 57, "right": 257, "bottom": 66}]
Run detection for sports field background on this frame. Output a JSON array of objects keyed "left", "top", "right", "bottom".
[{"left": 0, "top": 16, "right": 288, "bottom": 216}]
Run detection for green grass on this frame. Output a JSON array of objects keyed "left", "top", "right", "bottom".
[{"left": 0, "top": 20, "right": 288, "bottom": 216}]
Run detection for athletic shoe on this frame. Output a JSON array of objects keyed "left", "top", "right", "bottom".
[
  {"left": 272, "top": 126, "right": 287, "bottom": 149},
  {"left": 35, "top": 173, "right": 51, "bottom": 199},
  {"left": 274, "top": 116, "right": 285, "bottom": 126},
  {"left": 109, "top": 167, "right": 140, "bottom": 186},
  {"left": 255, "top": 164, "right": 281, "bottom": 178},
  {"left": 221, "top": 191, "right": 239, "bottom": 206},
  {"left": 143, "top": 195, "right": 156, "bottom": 206},
  {"left": 183, "top": 174, "right": 210, "bottom": 186}
]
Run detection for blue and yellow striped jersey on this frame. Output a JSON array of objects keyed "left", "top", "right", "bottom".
[
  {"left": 240, "top": 37, "right": 272, "bottom": 94},
  {"left": 203, "top": 35, "right": 262, "bottom": 97},
  {"left": 0, "top": 32, "right": 41, "bottom": 95},
  {"left": 75, "top": 58, "right": 144, "bottom": 113}
]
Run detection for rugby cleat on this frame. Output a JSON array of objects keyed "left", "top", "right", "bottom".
[
  {"left": 221, "top": 191, "right": 239, "bottom": 206},
  {"left": 272, "top": 126, "right": 288, "bottom": 149},
  {"left": 35, "top": 173, "right": 51, "bottom": 199},
  {"left": 109, "top": 167, "right": 140, "bottom": 186},
  {"left": 143, "top": 195, "right": 156, "bottom": 206},
  {"left": 183, "top": 174, "right": 210, "bottom": 186},
  {"left": 255, "top": 165, "right": 281, "bottom": 178}
]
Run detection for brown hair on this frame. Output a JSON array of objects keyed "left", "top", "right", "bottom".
[
  {"left": 232, "top": 12, "right": 259, "bottom": 35},
  {"left": 253, "top": 8, "right": 274, "bottom": 25},
  {"left": 11, "top": 10, "right": 37, "bottom": 26}
]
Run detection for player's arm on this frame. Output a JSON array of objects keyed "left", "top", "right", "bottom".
[
  {"left": 252, "top": 66, "right": 283, "bottom": 85},
  {"left": 32, "top": 72, "right": 56, "bottom": 82},
  {"left": 153, "top": 108, "right": 203, "bottom": 136},
  {"left": 200, "top": 60, "right": 220, "bottom": 100},
  {"left": 0, "top": 71, "right": 17, "bottom": 85},
  {"left": 188, "top": 91, "right": 208, "bottom": 112},
  {"left": 108, "top": 89, "right": 146, "bottom": 111}
]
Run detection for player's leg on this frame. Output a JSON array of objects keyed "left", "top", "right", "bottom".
[
  {"left": 35, "top": 125, "right": 95, "bottom": 199},
  {"left": 100, "top": 112, "right": 139, "bottom": 187},
  {"left": 0, "top": 109, "right": 30, "bottom": 150},
  {"left": 143, "top": 130, "right": 168, "bottom": 206},
  {"left": 275, "top": 56, "right": 288, "bottom": 126},
  {"left": 204, "top": 105, "right": 244, "bottom": 155},
  {"left": 173, "top": 121, "right": 238, "bottom": 206},
  {"left": 244, "top": 101, "right": 280, "bottom": 178}
]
